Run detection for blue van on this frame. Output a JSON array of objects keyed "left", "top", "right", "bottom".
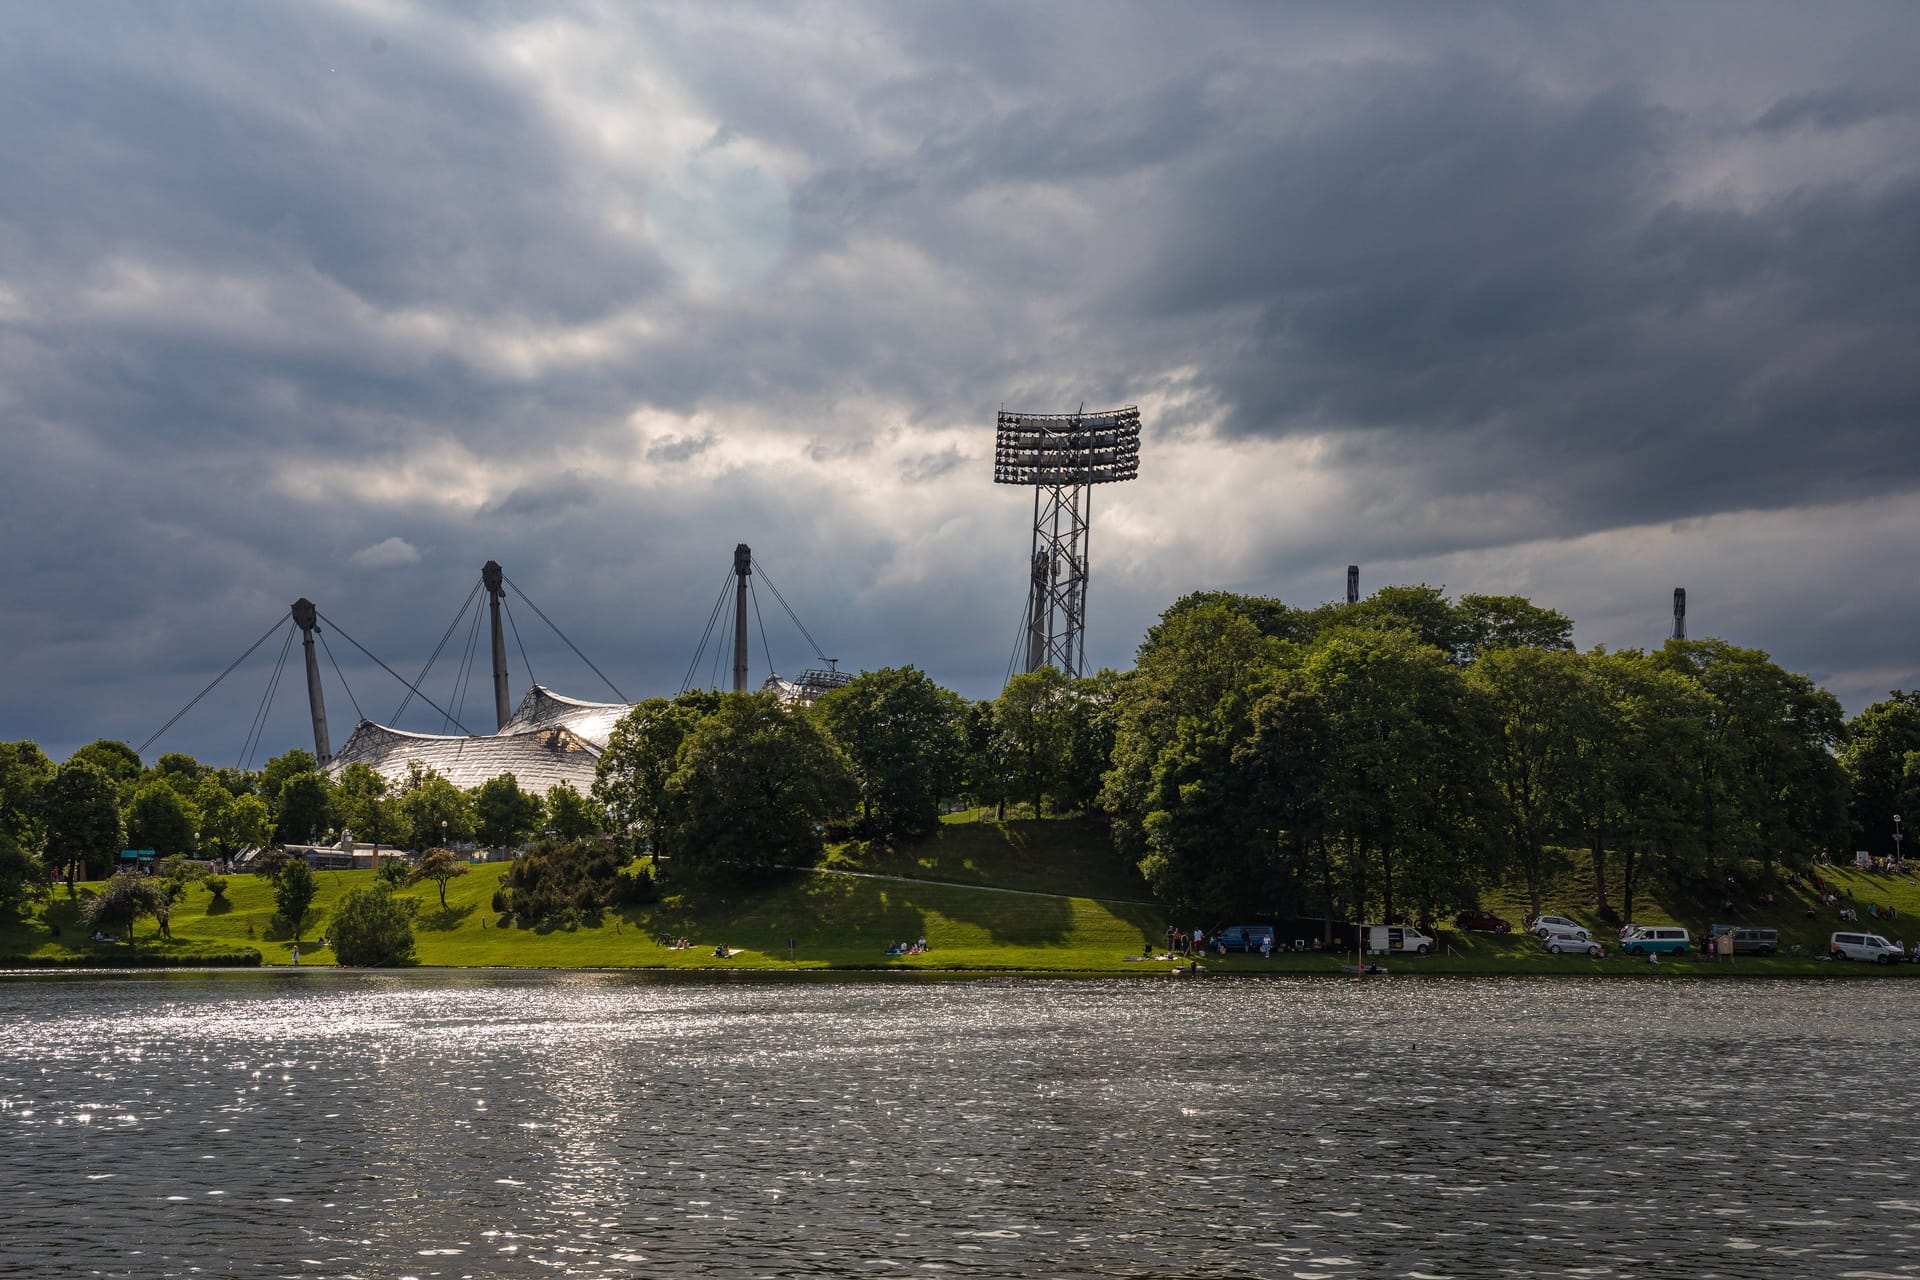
[
  {"left": 1621, "top": 926, "right": 1690, "bottom": 956},
  {"left": 1217, "top": 925, "right": 1276, "bottom": 952}
]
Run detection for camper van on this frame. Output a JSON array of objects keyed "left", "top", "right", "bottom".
[{"left": 1359, "top": 925, "right": 1436, "bottom": 956}]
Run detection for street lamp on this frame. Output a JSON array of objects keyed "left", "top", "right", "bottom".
[{"left": 1895, "top": 814, "right": 1904, "bottom": 867}]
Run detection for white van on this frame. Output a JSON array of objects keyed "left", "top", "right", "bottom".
[
  {"left": 1831, "top": 931, "right": 1904, "bottom": 964},
  {"left": 1360, "top": 925, "right": 1435, "bottom": 956}
]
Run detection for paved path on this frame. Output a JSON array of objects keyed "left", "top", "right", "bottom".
[{"left": 793, "top": 863, "right": 1161, "bottom": 908}]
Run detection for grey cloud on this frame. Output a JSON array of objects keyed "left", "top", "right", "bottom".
[
  {"left": 1752, "top": 87, "right": 1911, "bottom": 134},
  {"left": 646, "top": 433, "right": 717, "bottom": 464}
]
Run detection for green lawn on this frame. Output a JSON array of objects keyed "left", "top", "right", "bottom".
[{"left": 9, "top": 818, "right": 1920, "bottom": 976}]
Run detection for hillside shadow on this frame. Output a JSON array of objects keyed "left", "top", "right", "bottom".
[
  {"left": 418, "top": 903, "right": 476, "bottom": 932},
  {"left": 204, "top": 896, "right": 234, "bottom": 916}
]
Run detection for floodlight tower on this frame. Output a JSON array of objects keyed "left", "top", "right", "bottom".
[
  {"left": 994, "top": 405, "right": 1141, "bottom": 678},
  {"left": 1347, "top": 565, "right": 1360, "bottom": 605},
  {"left": 1672, "top": 588, "right": 1687, "bottom": 641}
]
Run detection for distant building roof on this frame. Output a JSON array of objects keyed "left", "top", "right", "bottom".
[
  {"left": 498, "top": 684, "right": 631, "bottom": 749},
  {"left": 328, "top": 701, "right": 610, "bottom": 794}
]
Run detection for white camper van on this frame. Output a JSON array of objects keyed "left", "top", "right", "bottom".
[{"left": 1360, "top": 925, "right": 1436, "bottom": 956}]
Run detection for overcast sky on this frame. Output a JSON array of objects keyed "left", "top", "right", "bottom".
[{"left": 4, "top": 1, "right": 1919, "bottom": 764}]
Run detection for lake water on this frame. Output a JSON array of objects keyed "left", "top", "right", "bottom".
[{"left": 2, "top": 971, "right": 1917, "bottom": 1279}]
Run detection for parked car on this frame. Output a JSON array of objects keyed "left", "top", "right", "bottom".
[
  {"left": 1529, "top": 914, "right": 1587, "bottom": 940},
  {"left": 1621, "top": 926, "right": 1691, "bottom": 956},
  {"left": 1714, "top": 926, "right": 1779, "bottom": 956},
  {"left": 1544, "top": 934, "right": 1604, "bottom": 957},
  {"left": 1358, "top": 924, "right": 1437, "bottom": 955},
  {"left": 1216, "top": 925, "right": 1276, "bottom": 953},
  {"left": 1454, "top": 910, "right": 1512, "bottom": 933},
  {"left": 1831, "top": 931, "right": 1904, "bottom": 963}
]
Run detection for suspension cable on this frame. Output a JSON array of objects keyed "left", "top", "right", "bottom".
[
  {"left": 502, "top": 574, "right": 628, "bottom": 703},
  {"left": 394, "top": 579, "right": 482, "bottom": 724},
  {"left": 318, "top": 630, "right": 365, "bottom": 724},
  {"left": 501, "top": 595, "right": 536, "bottom": 688},
  {"left": 240, "top": 624, "right": 296, "bottom": 771},
  {"left": 708, "top": 590, "right": 732, "bottom": 691},
  {"left": 447, "top": 594, "right": 485, "bottom": 735},
  {"left": 318, "top": 611, "right": 476, "bottom": 734},
  {"left": 679, "top": 567, "right": 734, "bottom": 695},
  {"left": 138, "top": 612, "right": 293, "bottom": 757},
  {"left": 754, "top": 558, "right": 832, "bottom": 663},
  {"left": 749, "top": 579, "right": 775, "bottom": 678}
]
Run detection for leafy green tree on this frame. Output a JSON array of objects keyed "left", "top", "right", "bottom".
[
  {"left": 151, "top": 752, "right": 207, "bottom": 800},
  {"left": 1456, "top": 594, "right": 1575, "bottom": 657},
  {"left": 811, "top": 666, "right": 966, "bottom": 837},
  {"left": 334, "top": 764, "right": 410, "bottom": 848},
  {"left": 126, "top": 779, "right": 198, "bottom": 859},
  {"left": 328, "top": 882, "right": 418, "bottom": 966},
  {"left": 1057, "top": 671, "right": 1121, "bottom": 816},
  {"left": 1236, "top": 674, "right": 1337, "bottom": 929},
  {"left": 1468, "top": 647, "right": 1598, "bottom": 920},
  {"left": 542, "top": 783, "right": 605, "bottom": 841},
  {"left": 593, "top": 696, "right": 709, "bottom": 856},
  {"left": 410, "top": 847, "right": 468, "bottom": 908},
  {"left": 1103, "top": 596, "right": 1285, "bottom": 862},
  {"left": 0, "top": 741, "right": 53, "bottom": 854},
  {"left": 1841, "top": 691, "right": 1920, "bottom": 857},
  {"left": 471, "top": 774, "right": 543, "bottom": 849},
  {"left": 959, "top": 699, "right": 1012, "bottom": 815},
  {"left": 272, "top": 771, "right": 335, "bottom": 845},
  {"left": 665, "top": 692, "right": 855, "bottom": 881},
  {"left": 82, "top": 871, "right": 171, "bottom": 942},
  {"left": 70, "top": 740, "right": 143, "bottom": 803},
  {"left": 44, "top": 759, "right": 124, "bottom": 882},
  {"left": 0, "top": 830, "right": 49, "bottom": 913},
  {"left": 994, "top": 666, "right": 1076, "bottom": 817},
  {"left": 396, "top": 765, "right": 473, "bottom": 848},
  {"left": 274, "top": 859, "right": 319, "bottom": 941},
  {"left": 1593, "top": 652, "right": 1713, "bottom": 922},
  {"left": 196, "top": 779, "right": 271, "bottom": 862},
  {"left": 258, "top": 749, "right": 317, "bottom": 810},
  {"left": 1300, "top": 626, "right": 1493, "bottom": 925}
]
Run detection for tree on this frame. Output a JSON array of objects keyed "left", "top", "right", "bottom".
[
  {"left": 329, "top": 882, "right": 417, "bottom": 966},
  {"left": 0, "top": 830, "right": 49, "bottom": 914},
  {"left": 1456, "top": 594, "right": 1576, "bottom": 658},
  {"left": 1057, "top": 671, "right": 1121, "bottom": 815},
  {"left": 410, "top": 846, "right": 468, "bottom": 909},
  {"left": 272, "top": 772, "right": 335, "bottom": 845},
  {"left": 472, "top": 773, "right": 543, "bottom": 849},
  {"left": 994, "top": 666, "right": 1075, "bottom": 817},
  {"left": 1841, "top": 691, "right": 1920, "bottom": 857},
  {"left": 811, "top": 666, "right": 966, "bottom": 837},
  {"left": 543, "top": 783, "right": 605, "bottom": 841},
  {"left": 1468, "top": 647, "right": 1598, "bottom": 920},
  {"left": 0, "top": 740, "right": 53, "bottom": 854},
  {"left": 666, "top": 692, "right": 855, "bottom": 882},
  {"left": 125, "top": 779, "right": 198, "bottom": 859},
  {"left": 334, "top": 764, "right": 410, "bottom": 848},
  {"left": 81, "top": 871, "right": 171, "bottom": 942},
  {"left": 274, "top": 859, "right": 319, "bottom": 941},
  {"left": 396, "top": 764, "right": 473, "bottom": 848},
  {"left": 593, "top": 696, "right": 709, "bottom": 856},
  {"left": 258, "top": 749, "right": 317, "bottom": 810},
  {"left": 44, "top": 760, "right": 123, "bottom": 882},
  {"left": 70, "top": 740, "right": 143, "bottom": 802},
  {"left": 200, "top": 785, "right": 270, "bottom": 862}
]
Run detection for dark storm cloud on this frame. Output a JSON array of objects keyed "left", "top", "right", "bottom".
[{"left": 4, "top": 1, "right": 1920, "bottom": 762}]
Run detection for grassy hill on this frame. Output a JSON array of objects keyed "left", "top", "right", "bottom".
[{"left": 6, "top": 814, "right": 1918, "bottom": 976}]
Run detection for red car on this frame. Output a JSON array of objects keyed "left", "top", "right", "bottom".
[{"left": 1454, "top": 910, "right": 1512, "bottom": 933}]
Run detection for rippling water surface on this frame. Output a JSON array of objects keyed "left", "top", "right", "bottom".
[{"left": 2, "top": 971, "right": 1918, "bottom": 1278}]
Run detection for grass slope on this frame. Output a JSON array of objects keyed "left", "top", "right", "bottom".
[{"left": 8, "top": 815, "right": 1919, "bottom": 977}]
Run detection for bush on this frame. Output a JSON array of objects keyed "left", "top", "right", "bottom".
[
  {"left": 205, "top": 876, "right": 229, "bottom": 902},
  {"left": 329, "top": 883, "right": 418, "bottom": 967},
  {"left": 502, "top": 837, "right": 643, "bottom": 927}
]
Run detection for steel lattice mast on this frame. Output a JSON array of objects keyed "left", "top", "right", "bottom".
[{"left": 994, "top": 405, "right": 1140, "bottom": 678}]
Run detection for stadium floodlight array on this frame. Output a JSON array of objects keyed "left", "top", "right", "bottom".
[
  {"left": 992, "top": 405, "right": 1142, "bottom": 680},
  {"left": 992, "top": 407, "right": 1141, "bottom": 486}
]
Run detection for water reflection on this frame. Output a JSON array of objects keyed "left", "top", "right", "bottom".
[{"left": 2, "top": 972, "right": 1917, "bottom": 1277}]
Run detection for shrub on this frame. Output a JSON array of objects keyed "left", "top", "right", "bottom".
[
  {"left": 502, "top": 837, "right": 644, "bottom": 927},
  {"left": 329, "top": 883, "right": 418, "bottom": 967},
  {"left": 205, "top": 876, "right": 229, "bottom": 902}
]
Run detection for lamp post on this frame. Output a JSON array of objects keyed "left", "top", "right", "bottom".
[{"left": 1896, "top": 814, "right": 1904, "bottom": 868}]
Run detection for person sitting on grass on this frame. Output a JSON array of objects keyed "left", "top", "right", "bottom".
[{"left": 712, "top": 943, "right": 729, "bottom": 958}]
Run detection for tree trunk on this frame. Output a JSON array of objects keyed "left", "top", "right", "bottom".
[
  {"left": 1591, "top": 826, "right": 1610, "bottom": 915},
  {"left": 1621, "top": 845, "right": 1638, "bottom": 923}
]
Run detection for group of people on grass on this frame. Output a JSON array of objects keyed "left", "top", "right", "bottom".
[{"left": 884, "top": 938, "right": 928, "bottom": 956}]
